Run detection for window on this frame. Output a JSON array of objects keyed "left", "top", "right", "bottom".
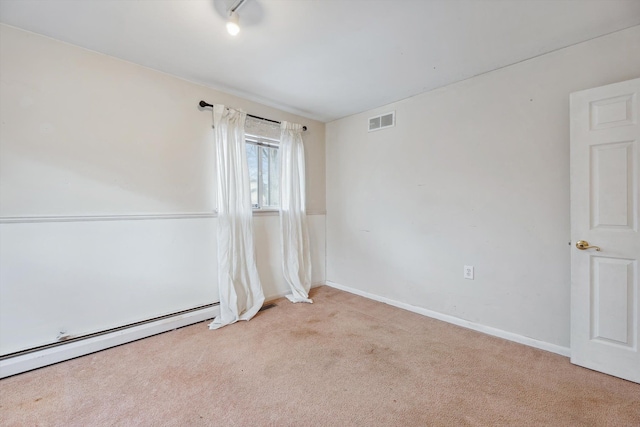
[{"left": 246, "top": 132, "right": 279, "bottom": 209}]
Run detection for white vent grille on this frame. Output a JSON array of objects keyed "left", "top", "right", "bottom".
[{"left": 368, "top": 111, "right": 395, "bottom": 132}]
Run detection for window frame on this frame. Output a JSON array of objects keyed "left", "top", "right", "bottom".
[{"left": 245, "top": 133, "right": 280, "bottom": 211}]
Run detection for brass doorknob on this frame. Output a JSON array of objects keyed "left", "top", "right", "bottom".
[{"left": 576, "top": 240, "right": 601, "bottom": 251}]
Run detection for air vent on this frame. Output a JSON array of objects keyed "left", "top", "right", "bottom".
[{"left": 368, "top": 111, "right": 395, "bottom": 132}]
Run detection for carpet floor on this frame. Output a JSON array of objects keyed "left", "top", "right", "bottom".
[{"left": 1, "top": 285, "right": 639, "bottom": 426}]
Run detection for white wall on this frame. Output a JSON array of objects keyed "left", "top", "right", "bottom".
[
  {"left": 0, "top": 25, "right": 325, "bottom": 355},
  {"left": 326, "top": 26, "right": 640, "bottom": 349}
]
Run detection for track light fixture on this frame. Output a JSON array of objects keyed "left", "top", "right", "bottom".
[{"left": 226, "top": 0, "right": 247, "bottom": 36}]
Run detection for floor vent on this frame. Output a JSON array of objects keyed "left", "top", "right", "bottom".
[{"left": 368, "top": 111, "right": 395, "bottom": 132}]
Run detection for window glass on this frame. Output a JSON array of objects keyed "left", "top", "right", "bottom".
[
  {"left": 246, "top": 135, "right": 279, "bottom": 209},
  {"left": 245, "top": 143, "right": 259, "bottom": 207}
]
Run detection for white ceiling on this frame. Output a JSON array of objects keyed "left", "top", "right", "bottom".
[{"left": 1, "top": 0, "right": 639, "bottom": 122}]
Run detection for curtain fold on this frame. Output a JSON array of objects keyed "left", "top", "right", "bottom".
[
  {"left": 279, "top": 121, "right": 313, "bottom": 303},
  {"left": 209, "top": 105, "right": 265, "bottom": 330}
]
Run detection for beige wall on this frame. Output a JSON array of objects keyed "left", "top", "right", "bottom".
[
  {"left": 326, "top": 26, "right": 640, "bottom": 349},
  {"left": 0, "top": 24, "right": 325, "bottom": 354},
  {"left": 0, "top": 24, "right": 325, "bottom": 216}
]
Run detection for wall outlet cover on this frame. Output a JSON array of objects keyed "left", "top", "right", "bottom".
[{"left": 464, "top": 265, "right": 474, "bottom": 279}]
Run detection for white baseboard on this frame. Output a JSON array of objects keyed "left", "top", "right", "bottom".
[
  {"left": 325, "top": 281, "right": 570, "bottom": 357},
  {"left": 0, "top": 306, "right": 219, "bottom": 379},
  {"left": 4, "top": 280, "right": 566, "bottom": 379}
]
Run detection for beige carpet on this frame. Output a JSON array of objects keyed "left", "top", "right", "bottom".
[{"left": 1, "top": 286, "right": 638, "bottom": 426}]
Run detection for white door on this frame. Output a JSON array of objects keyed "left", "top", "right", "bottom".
[{"left": 570, "top": 78, "right": 640, "bottom": 383}]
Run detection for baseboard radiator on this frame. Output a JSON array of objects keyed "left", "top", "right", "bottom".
[{"left": 0, "top": 303, "right": 219, "bottom": 379}]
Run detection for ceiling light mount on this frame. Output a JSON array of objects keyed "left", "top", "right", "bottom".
[{"left": 226, "top": 0, "right": 248, "bottom": 36}]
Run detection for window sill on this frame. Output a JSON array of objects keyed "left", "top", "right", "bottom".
[
  {"left": 211, "top": 209, "right": 326, "bottom": 217},
  {"left": 252, "top": 209, "right": 279, "bottom": 216}
]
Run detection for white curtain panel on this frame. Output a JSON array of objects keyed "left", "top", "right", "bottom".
[
  {"left": 209, "top": 105, "right": 265, "bottom": 329},
  {"left": 279, "top": 121, "right": 313, "bottom": 303}
]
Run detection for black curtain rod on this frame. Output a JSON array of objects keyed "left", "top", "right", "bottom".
[{"left": 199, "top": 101, "right": 307, "bottom": 131}]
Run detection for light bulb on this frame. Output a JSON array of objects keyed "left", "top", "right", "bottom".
[{"left": 227, "top": 11, "right": 240, "bottom": 36}]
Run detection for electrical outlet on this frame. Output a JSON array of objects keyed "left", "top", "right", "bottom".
[{"left": 464, "top": 265, "right": 474, "bottom": 280}]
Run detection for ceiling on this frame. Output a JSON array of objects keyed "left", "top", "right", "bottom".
[{"left": 1, "top": 0, "right": 639, "bottom": 122}]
